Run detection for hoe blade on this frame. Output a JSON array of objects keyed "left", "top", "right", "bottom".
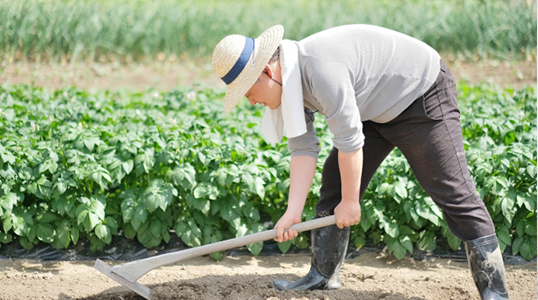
[{"left": 94, "top": 259, "right": 151, "bottom": 300}]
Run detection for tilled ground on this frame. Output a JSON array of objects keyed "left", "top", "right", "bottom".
[{"left": 0, "top": 251, "right": 535, "bottom": 300}]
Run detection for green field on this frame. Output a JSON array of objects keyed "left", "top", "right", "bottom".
[
  {"left": 0, "top": 0, "right": 535, "bottom": 261},
  {"left": 0, "top": 0, "right": 536, "bottom": 63},
  {"left": 0, "top": 83, "right": 535, "bottom": 260}
]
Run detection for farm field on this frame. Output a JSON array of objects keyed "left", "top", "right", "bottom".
[
  {"left": 0, "top": 68, "right": 536, "bottom": 300},
  {"left": 0, "top": 0, "right": 537, "bottom": 299}
]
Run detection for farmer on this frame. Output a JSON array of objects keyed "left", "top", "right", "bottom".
[{"left": 211, "top": 25, "right": 510, "bottom": 299}]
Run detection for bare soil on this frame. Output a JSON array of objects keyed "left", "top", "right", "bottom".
[
  {"left": 0, "top": 251, "right": 535, "bottom": 300},
  {"left": 0, "top": 59, "right": 536, "bottom": 92}
]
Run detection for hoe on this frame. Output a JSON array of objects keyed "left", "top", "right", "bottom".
[{"left": 94, "top": 215, "right": 336, "bottom": 299}]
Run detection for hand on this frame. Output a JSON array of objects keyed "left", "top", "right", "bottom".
[
  {"left": 334, "top": 200, "right": 361, "bottom": 229},
  {"left": 274, "top": 211, "right": 302, "bottom": 243}
]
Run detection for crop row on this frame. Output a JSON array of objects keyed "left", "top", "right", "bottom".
[{"left": 0, "top": 83, "right": 535, "bottom": 260}]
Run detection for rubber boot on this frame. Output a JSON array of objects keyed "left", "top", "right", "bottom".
[
  {"left": 273, "top": 222, "right": 350, "bottom": 291},
  {"left": 464, "top": 234, "right": 510, "bottom": 300}
]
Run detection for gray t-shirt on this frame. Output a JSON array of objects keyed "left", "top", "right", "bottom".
[{"left": 288, "top": 24, "right": 440, "bottom": 158}]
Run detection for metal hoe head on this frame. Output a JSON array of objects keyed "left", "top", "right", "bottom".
[{"left": 94, "top": 259, "right": 151, "bottom": 299}]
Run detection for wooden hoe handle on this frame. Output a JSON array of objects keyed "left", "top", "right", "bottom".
[{"left": 110, "top": 215, "right": 337, "bottom": 283}]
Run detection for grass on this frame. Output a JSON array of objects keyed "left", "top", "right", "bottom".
[{"left": 0, "top": 0, "right": 535, "bottom": 63}]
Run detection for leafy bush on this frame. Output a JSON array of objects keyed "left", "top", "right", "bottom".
[{"left": 0, "top": 83, "right": 535, "bottom": 260}]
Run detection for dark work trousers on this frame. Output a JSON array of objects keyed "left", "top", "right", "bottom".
[{"left": 316, "top": 60, "right": 495, "bottom": 241}]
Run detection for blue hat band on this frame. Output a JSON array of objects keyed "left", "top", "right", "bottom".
[{"left": 220, "top": 37, "right": 255, "bottom": 85}]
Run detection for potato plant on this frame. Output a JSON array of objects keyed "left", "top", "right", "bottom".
[{"left": 0, "top": 83, "right": 535, "bottom": 260}]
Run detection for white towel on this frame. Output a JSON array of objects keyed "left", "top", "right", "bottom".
[{"left": 262, "top": 39, "right": 307, "bottom": 144}]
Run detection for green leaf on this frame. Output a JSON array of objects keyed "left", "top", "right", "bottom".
[
  {"left": 518, "top": 195, "right": 536, "bottom": 212},
  {"left": 446, "top": 231, "right": 462, "bottom": 251},
  {"left": 135, "top": 206, "right": 148, "bottom": 224},
  {"left": 35, "top": 223, "right": 55, "bottom": 243},
  {"left": 215, "top": 169, "right": 227, "bottom": 186},
  {"left": 242, "top": 203, "right": 260, "bottom": 221},
  {"left": 292, "top": 234, "right": 309, "bottom": 249},
  {"left": 95, "top": 224, "right": 112, "bottom": 244},
  {"left": 378, "top": 182, "right": 390, "bottom": 195},
  {"left": 353, "top": 235, "right": 366, "bottom": 249},
  {"left": 525, "top": 218, "right": 537, "bottom": 236},
  {"left": 254, "top": 177, "right": 265, "bottom": 199},
  {"left": 512, "top": 237, "right": 523, "bottom": 255},
  {"left": 162, "top": 230, "right": 170, "bottom": 244},
  {"left": 247, "top": 241, "right": 263, "bottom": 256},
  {"left": 384, "top": 221, "right": 399, "bottom": 238},
  {"left": 122, "top": 160, "right": 134, "bottom": 175},
  {"left": 198, "top": 152, "right": 206, "bottom": 165},
  {"left": 277, "top": 240, "right": 292, "bottom": 253},
  {"left": 393, "top": 181, "right": 407, "bottom": 200},
  {"left": 416, "top": 231, "right": 436, "bottom": 252},
  {"left": 241, "top": 173, "right": 254, "bottom": 187},
  {"left": 194, "top": 185, "right": 210, "bottom": 199},
  {"left": 121, "top": 198, "right": 136, "bottom": 222},
  {"left": 399, "top": 225, "right": 415, "bottom": 235},
  {"left": 360, "top": 216, "right": 372, "bottom": 231},
  {"left": 71, "top": 226, "right": 80, "bottom": 244},
  {"left": 136, "top": 222, "right": 152, "bottom": 246},
  {"left": 399, "top": 235, "right": 413, "bottom": 253},
  {"left": 52, "top": 220, "right": 71, "bottom": 249},
  {"left": 90, "top": 195, "right": 106, "bottom": 220},
  {"left": 123, "top": 223, "right": 136, "bottom": 240},
  {"left": 145, "top": 194, "right": 160, "bottom": 212},
  {"left": 0, "top": 232, "right": 13, "bottom": 244},
  {"left": 516, "top": 221, "right": 525, "bottom": 237},
  {"left": 53, "top": 192, "right": 77, "bottom": 217},
  {"left": 19, "top": 236, "right": 35, "bottom": 250},
  {"left": 416, "top": 204, "right": 430, "bottom": 221},
  {"left": 386, "top": 236, "right": 406, "bottom": 260},
  {"left": 1, "top": 150, "right": 16, "bottom": 164},
  {"left": 519, "top": 238, "right": 536, "bottom": 261},
  {"left": 84, "top": 212, "right": 101, "bottom": 232},
  {"left": 501, "top": 197, "right": 516, "bottom": 222},
  {"left": 105, "top": 217, "right": 118, "bottom": 231},
  {"left": 76, "top": 206, "right": 89, "bottom": 226},
  {"left": 1, "top": 192, "right": 20, "bottom": 211},
  {"left": 527, "top": 164, "right": 536, "bottom": 177},
  {"left": 10, "top": 214, "right": 29, "bottom": 236},
  {"left": 150, "top": 219, "right": 162, "bottom": 239},
  {"left": 131, "top": 214, "right": 142, "bottom": 231},
  {"left": 159, "top": 183, "right": 177, "bottom": 211},
  {"left": 36, "top": 212, "right": 58, "bottom": 224},
  {"left": 192, "top": 197, "right": 210, "bottom": 214},
  {"left": 27, "top": 225, "right": 36, "bottom": 242},
  {"left": 497, "top": 226, "right": 511, "bottom": 246}
]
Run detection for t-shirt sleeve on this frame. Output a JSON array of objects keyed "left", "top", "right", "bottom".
[
  {"left": 288, "top": 109, "right": 320, "bottom": 158},
  {"left": 310, "top": 62, "right": 364, "bottom": 153}
]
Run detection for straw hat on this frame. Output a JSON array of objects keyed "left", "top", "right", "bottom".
[{"left": 212, "top": 25, "right": 284, "bottom": 113}]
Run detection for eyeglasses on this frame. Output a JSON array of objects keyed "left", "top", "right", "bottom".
[{"left": 263, "top": 71, "right": 282, "bottom": 87}]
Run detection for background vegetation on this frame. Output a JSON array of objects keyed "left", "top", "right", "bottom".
[{"left": 0, "top": 0, "right": 536, "bottom": 63}]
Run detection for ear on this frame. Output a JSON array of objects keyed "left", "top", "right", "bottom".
[{"left": 263, "top": 64, "right": 274, "bottom": 77}]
